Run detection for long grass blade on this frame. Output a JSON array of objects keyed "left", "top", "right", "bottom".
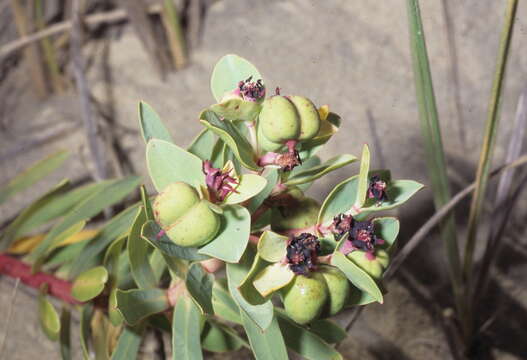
[
  {"left": 406, "top": 0, "right": 462, "bottom": 297},
  {"left": 463, "top": 0, "right": 518, "bottom": 280}
]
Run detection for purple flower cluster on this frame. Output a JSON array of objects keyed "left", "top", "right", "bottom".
[
  {"left": 332, "top": 214, "right": 384, "bottom": 255},
  {"left": 368, "top": 175, "right": 388, "bottom": 204},
  {"left": 286, "top": 233, "right": 320, "bottom": 275},
  {"left": 202, "top": 160, "right": 239, "bottom": 203},
  {"left": 237, "top": 76, "right": 265, "bottom": 102}
]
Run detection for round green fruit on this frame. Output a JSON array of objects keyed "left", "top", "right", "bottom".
[
  {"left": 258, "top": 95, "right": 320, "bottom": 146},
  {"left": 281, "top": 273, "right": 328, "bottom": 325},
  {"left": 318, "top": 265, "right": 350, "bottom": 316},
  {"left": 271, "top": 195, "right": 320, "bottom": 232},
  {"left": 153, "top": 182, "right": 220, "bottom": 247},
  {"left": 347, "top": 249, "right": 390, "bottom": 279}
]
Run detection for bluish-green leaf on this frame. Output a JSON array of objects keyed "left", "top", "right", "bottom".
[
  {"left": 210, "top": 98, "right": 262, "bottom": 121},
  {"left": 224, "top": 174, "right": 267, "bottom": 205},
  {"left": 71, "top": 266, "right": 109, "bottom": 302},
  {"left": 210, "top": 54, "right": 263, "bottom": 103},
  {"left": 198, "top": 204, "right": 250, "bottom": 263},
  {"left": 253, "top": 263, "right": 295, "bottom": 297},
  {"left": 276, "top": 311, "right": 343, "bottom": 360},
  {"left": 0, "top": 150, "right": 69, "bottom": 205},
  {"left": 141, "top": 220, "right": 209, "bottom": 261},
  {"left": 116, "top": 288, "right": 170, "bottom": 325},
  {"left": 212, "top": 279, "right": 242, "bottom": 324},
  {"left": 355, "top": 144, "right": 371, "bottom": 208},
  {"left": 139, "top": 101, "right": 173, "bottom": 143},
  {"left": 172, "top": 296, "right": 204, "bottom": 360},
  {"left": 59, "top": 307, "right": 71, "bottom": 360},
  {"left": 67, "top": 205, "right": 139, "bottom": 279},
  {"left": 187, "top": 128, "right": 216, "bottom": 160},
  {"left": 200, "top": 110, "right": 260, "bottom": 171},
  {"left": 186, "top": 262, "right": 214, "bottom": 315},
  {"left": 226, "top": 246, "right": 274, "bottom": 330},
  {"left": 242, "top": 311, "right": 288, "bottom": 360},
  {"left": 128, "top": 207, "right": 157, "bottom": 289},
  {"left": 309, "top": 319, "right": 347, "bottom": 344},
  {"left": 110, "top": 324, "right": 145, "bottom": 360},
  {"left": 331, "top": 250, "right": 383, "bottom": 303},
  {"left": 299, "top": 112, "right": 341, "bottom": 159},
  {"left": 238, "top": 254, "right": 271, "bottom": 305},
  {"left": 247, "top": 169, "right": 278, "bottom": 213},
  {"left": 285, "top": 154, "right": 357, "bottom": 186},
  {"left": 372, "top": 217, "right": 400, "bottom": 249},
  {"left": 146, "top": 139, "right": 204, "bottom": 192},
  {"left": 257, "top": 231, "right": 288, "bottom": 263},
  {"left": 80, "top": 305, "right": 93, "bottom": 360},
  {"left": 201, "top": 320, "right": 247, "bottom": 353},
  {"left": 29, "top": 176, "right": 141, "bottom": 264}
]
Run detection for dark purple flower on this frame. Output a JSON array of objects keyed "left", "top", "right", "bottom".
[
  {"left": 368, "top": 175, "right": 388, "bottom": 205},
  {"left": 333, "top": 214, "right": 385, "bottom": 255},
  {"left": 286, "top": 233, "right": 320, "bottom": 275},
  {"left": 237, "top": 76, "right": 265, "bottom": 102},
  {"left": 202, "top": 160, "right": 239, "bottom": 203}
]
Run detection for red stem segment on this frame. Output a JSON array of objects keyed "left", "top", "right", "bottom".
[{"left": 0, "top": 254, "right": 80, "bottom": 305}]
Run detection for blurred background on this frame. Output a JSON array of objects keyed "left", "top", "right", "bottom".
[{"left": 1, "top": 0, "right": 527, "bottom": 359}]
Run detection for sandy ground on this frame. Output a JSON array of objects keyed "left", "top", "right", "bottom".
[{"left": 1, "top": 1, "right": 527, "bottom": 359}]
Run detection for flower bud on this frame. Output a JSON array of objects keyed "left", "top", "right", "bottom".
[
  {"left": 318, "top": 265, "right": 350, "bottom": 316},
  {"left": 281, "top": 272, "right": 328, "bottom": 325},
  {"left": 346, "top": 249, "right": 390, "bottom": 279},
  {"left": 258, "top": 95, "right": 321, "bottom": 146},
  {"left": 153, "top": 182, "right": 220, "bottom": 247}
]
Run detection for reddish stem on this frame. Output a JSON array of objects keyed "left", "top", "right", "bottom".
[{"left": 0, "top": 254, "right": 80, "bottom": 305}]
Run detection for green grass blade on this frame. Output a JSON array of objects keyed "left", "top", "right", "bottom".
[
  {"left": 463, "top": 0, "right": 519, "bottom": 279},
  {"left": 406, "top": 0, "right": 462, "bottom": 293}
]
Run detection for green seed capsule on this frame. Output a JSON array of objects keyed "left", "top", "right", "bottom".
[
  {"left": 271, "top": 195, "right": 320, "bottom": 232},
  {"left": 153, "top": 182, "right": 220, "bottom": 247},
  {"left": 347, "top": 249, "right": 390, "bottom": 279},
  {"left": 256, "top": 118, "right": 285, "bottom": 152},
  {"left": 281, "top": 273, "right": 328, "bottom": 325},
  {"left": 288, "top": 95, "right": 321, "bottom": 141},
  {"left": 318, "top": 265, "right": 350, "bottom": 316},
  {"left": 260, "top": 96, "right": 300, "bottom": 143}
]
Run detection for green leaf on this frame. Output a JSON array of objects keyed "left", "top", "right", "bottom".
[
  {"left": 138, "top": 101, "right": 173, "bottom": 143},
  {"left": 68, "top": 205, "right": 139, "bottom": 279},
  {"left": 247, "top": 169, "right": 279, "bottom": 213},
  {"left": 71, "top": 266, "right": 109, "bottom": 302},
  {"left": 146, "top": 139, "right": 204, "bottom": 192},
  {"left": 128, "top": 207, "right": 157, "bottom": 289},
  {"left": 187, "top": 128, "right": 216, "bottom": 160},
  {"left": 407, "top": 0, "right": 462, "bottom": 294},
  {"left": 116, "top": 288, "right": 170, "bottom": 325},
  {"left": 253, "top": 263, "right": 295, "bottom": 297},
  {"left": 288, "top": 155, "right": 321, "bottom": 191},
  {"left": 140, "top": 185, "right": 155, "bottom": 221},
  {"left": 299, "top": 112, "right": 341, "bottom": 159},
  {"left": 355, "top": 145, "right": 371, "bottom": 208},
  {"left": 372, "top": 217, "right": 400, "bottom": 249},
  {"left": 224, "top": 174, "right": 267, "bottom": 204},
  {"left": 257, "top": 231, "right": 288, "bottom": 263},
  {"left": 241, "top": 311, "right": 288, "bottom": 360},
  {"left": 38, "top": 291, "right": 61, "bottom": 341},
  {"left": 0, "top": 150, "right": 69, "bottom": 205},
  {"left": 59, "top": 307, "right": 71, "bottom": 360},
  {"left": 226, "top": 246, "right": 274, "bottom": 330},
  {"left": 210, "top": 54, "right": 263, "bottom": 103},
  {"left": 276, "top": 311, "right": 343, "bottom": 360},
  {"left": 79, "top": 305, "right": 93, "bottom": 360},
  {"left": 200, "top": 110, "right": 260, "bottom": 171},
  {"left": 347, "top": 287, "right": 378, "bottom": 306},
  {"left": 317, "top": 170, "right": 391, "bottom": 225},
  {"left": 108, "top": 287, "right": 124, "bottom": 326},
  {"left": 308, "top": 319, "right": 347, "bottom": 344},
  {"left": 198, "top": 204, "right": 250, "bottom": 262},
  {"left": 331, "top": 250, "right": 383, "bottom": 303},
  {"left": 358, "top": 179, "right": 424, "bottom": 217},
  {"left": 186, "top": 262, "right": 214, "bottom": 314},
  {"left": 212, "top": 279, "right": 242, "bottom": 324},
  {"left": 285, "top": 154, "right": 357, "bottom": 186},
  {"left": 0, "top": 179, "right": 70, "bottom": 252},
  {"left": 110, "top": 325, "right": 145, "bottom": 360},
  {"left": 141, "top": 220, "right": 209, "bottom": 261},
  {"left": 202, "top": 320, "right": 247, "bottom": 353},
  {"left": 210, "top": 98, "right": 262, "bottom": 121},
  {"left": 172, "top": 296, "right": 204, "bottom": 360},
  {"left": 104, "top": 236, "right": 126, "bottom": 280},
  {"left": 29, "top": 176, "right": 141, "bottom": 264},
  {"left": 238, "top": 253, "right": 270, "bottom": 305}
]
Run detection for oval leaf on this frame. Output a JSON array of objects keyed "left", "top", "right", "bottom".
[
  {"left": 285, "top": 154, "right": 357, "bottom": 186},
  {"left": 212, "top": 280, "right": 242, "bottom": 324},
  {"left": 71, "top": 266, "right": 109, "bottom": 302},
  {"left": 138, "top": 101, "right": 173, "bottom": 143},
  {"left": 187, "top": 128, "right": 216, "bottom": 160},
  {"left": 201, "top": 320, "right": 247, "bottom": 353},
  {"left": 186, "top": 262, "right": 214, "bottom": 315},
  {"left": 359, "top": 180, "right": 425, "bottom": 217},
  {"left": 257, "top": 231, "right": 288, "bottom": 263},
  {"left": 224, "top": 174, "right": 267, "bottom": 204},
  {"left": 198, "top": 204, "right": 250, "bottom": 263},
  {"left": 38, "top": 293, "right": 61, "bottom": 341},
  {"left": 253, "top": 263, "right": 295, "bottom": 297},
  {"left": 372, "top": 217, "right": 400, "bottom": 249},
  {"left": 355, "top": 144, "right": 371, "bottom": 208},
  {"left": 241, "top": 312, "right": 288, "bottom": 360},
  {"left": 172, "top": 296, "right": 204, "bottom": 360},
  {"left": 128, "top": 207, "right": 157, "bottom": 289},
  {"left": 210, "top": 54, "right": 263, "bottom": 102},
  {"left": 116, "top": 288, "right": 169, "bottom": 325}
]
